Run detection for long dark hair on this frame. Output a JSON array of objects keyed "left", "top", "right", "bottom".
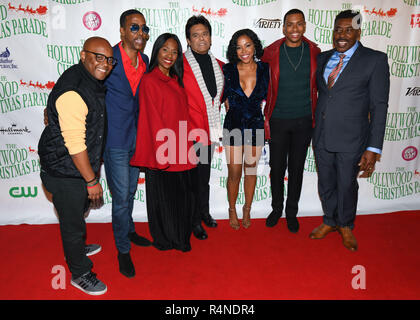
[
  {"left": 226, "top": 29, "right": 264, "bottom": 64},
  {"left": 149, "top": 33, "right": 184, "bottom": 87}
]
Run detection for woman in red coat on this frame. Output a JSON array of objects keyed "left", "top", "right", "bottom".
[{"left": 130, "top": 33, "right": 198, "bottom": 252}]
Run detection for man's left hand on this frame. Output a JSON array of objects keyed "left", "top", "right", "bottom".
[{"left": 358, "top": 150, "right": 380, "bottom": 178}]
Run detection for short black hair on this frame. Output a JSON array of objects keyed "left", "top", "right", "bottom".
[
  {"left": 226, "top": 29, "right": 264, "bottom": 64},
  {"left": 120, "top": 9, "right": 144, "bottom": 28},
  {"left": 149, "top": 33, "right": 184, "bottom": 87},
  {"left": 334, "top": 9, "right": 362, "bottom": 26},
  {"left": 185, "top": 15, "right": 212, "bottom": 40},
  {"left": 283, "top": 8, "right": 305, "bottom": 25}
]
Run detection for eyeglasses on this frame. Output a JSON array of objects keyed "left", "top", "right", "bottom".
[
  {"left": 84, "top": 50, "right": 117, "bottom": 66},
  {"left": 130, "top": 23, "right": 150, "bottom": 35}
]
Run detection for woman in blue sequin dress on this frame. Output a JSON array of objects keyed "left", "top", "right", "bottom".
[{"left": 222, "top": 29, "right": 269, "bottom": 230}]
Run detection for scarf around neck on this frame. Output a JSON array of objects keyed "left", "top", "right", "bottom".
[{"left": 185, "top": 47, "right": 224, "bottom": 143}]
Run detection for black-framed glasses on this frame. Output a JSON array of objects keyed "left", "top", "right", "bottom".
[
  {"left": 84, "top": 50, "right": 117, "bottom": 66},
  {"left": 130, "top": 23, "right": 150, "bottom": 35}
]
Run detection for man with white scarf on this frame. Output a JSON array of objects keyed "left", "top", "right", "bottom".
[{"left": 183, "top": 15, "right": 224, "bottom": 240}]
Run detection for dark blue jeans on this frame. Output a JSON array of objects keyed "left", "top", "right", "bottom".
[{"left": 103, "top": 148, "right": 139, "bottom": 253}]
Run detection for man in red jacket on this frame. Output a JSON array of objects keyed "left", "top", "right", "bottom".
[
  {"left": 261, "top": 9, "right": 320, "bottom": 233},
  {"left": 183, "top": 15, "right": 224, "bottom": 240}
]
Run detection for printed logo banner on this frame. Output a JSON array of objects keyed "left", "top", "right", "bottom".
[{"left": 0, "top": 0, "right": 419, "bottom": 225}]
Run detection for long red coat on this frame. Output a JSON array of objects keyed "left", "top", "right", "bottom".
[{"left": 130, "top": 67, "right": 197, "bottom": 172}]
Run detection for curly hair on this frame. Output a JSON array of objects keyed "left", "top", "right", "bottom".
[{"left": 226, "top": 29, "right": 264, "bottom": 64}]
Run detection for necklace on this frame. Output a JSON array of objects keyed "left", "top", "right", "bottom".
[{"left": 283, "top": 42, "right": 304, "bottom": 71}]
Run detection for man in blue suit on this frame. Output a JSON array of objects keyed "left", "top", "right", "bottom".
[
  {"left": 309, "top": 10, "right": 390, "bottom": 251},
  {"left": 104, "top": 9, "right": 151, "bottom": 278}
]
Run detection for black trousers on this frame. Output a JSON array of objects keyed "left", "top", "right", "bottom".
[
  {"left": 192, "top": 142, "right": 215, "bottom": 226},
  {"left": 269, "top": 115, "right": 312, "bottom": 217},
  {"left": 145, "top": 167, "right": 198, "bottom": 252},
  {"left": 314, "top": 128, "right": 363, "bottom": 229},
  {"left": 40, "top": 171, "right": 93, "bottom": 279}
]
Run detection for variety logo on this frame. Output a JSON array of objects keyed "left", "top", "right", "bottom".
[
  {"left": 20, "top": 79, "right": 55, "bottom": 90},
  {"left": 7, "top": 3, "right": 47, "bottom": 15},
  {"left": 410, "top": 13, "right": 420, "bottom": 28},
  {"left": 9, "top": 186, "right": 38, "bottom": 198},
  {"left": 0, "top": 123, "right": 30, "bottom": 135},
  {"left": 82, "top": 11, "right": 101, "bottom": 31},
  {"left": 406, "top": 87, "right": 420, "bottom": 96},
  {"left": 403, "top": 0, "right": 420, "bottom": 6},
  {"left": 402, "top": 146, "right": 418, "bottom": 161},
  {"left": 253, "top": 18, "right": 282, "bottom": 28},
  {"left": 0, "top": 47, "right": 18, "bottom": 69},
  {"left": 192, "top": 5, "right": 227, "bottom": 17}
]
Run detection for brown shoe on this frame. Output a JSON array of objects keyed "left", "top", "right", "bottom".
[
  {"left": 337, "top": 227, "right": 358, "bottom": 251},
  {"left": 309, "top": 223, "right": 337, "bottom": 239}
]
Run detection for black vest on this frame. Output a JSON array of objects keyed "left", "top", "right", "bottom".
[{"left": 38, "top": 62, "right": 107, "bottom": 178}]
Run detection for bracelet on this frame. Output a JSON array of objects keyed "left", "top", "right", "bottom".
[
  {"left": 87, "top": 180, "right": 99, "bottom": 189},
  {"left": 86, "top": 177, "right": 99, "bottom": 188},
  {"left": 86, "top": 177, "right": 97, "bottom": 184}
]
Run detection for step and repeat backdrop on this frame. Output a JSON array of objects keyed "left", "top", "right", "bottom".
[{"left": 0, "top": 0, "right": 419, "bottom": 225}]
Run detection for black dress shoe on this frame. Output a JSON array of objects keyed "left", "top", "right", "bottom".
[
  {"left": 117, "top": 251, "right": 135, "bottom": 278},
  {"left": 129, "top": 232, "right": 152, "bottom": 247},
  {"left": 266, "top": 211, "right": 282, "bottom": 227},
  {"left": 192, "top": 224, "right": 208, "bottom": 240},
  {"left": 202, "top": 214, "right": 217, "bottom": 228},
  {"left": 286, "top": 217, "right": 299, "bottom": 233}
]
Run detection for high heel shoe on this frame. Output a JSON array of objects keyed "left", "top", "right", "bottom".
[
  {"left": 228, "top": 207, "right": 240, "bottom": 230},
  {"left": 242, "top": 205, "right": 252, "bottom": 229}
]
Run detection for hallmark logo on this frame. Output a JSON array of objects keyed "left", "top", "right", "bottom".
[
  {"left": 253, "top": 18, "right": 282, "bottom": 28},
  {"left": 406, "top": 87, "right": 420, "bottom": 96},
  {"left": 0, "top": 47, "right": 18, "bottom": 69},
  {"left": 9, "top": 186, "right": 38, "bottom": 198},
  {"left": 0, "top": 123, "right": 31, "bottom": 135}
]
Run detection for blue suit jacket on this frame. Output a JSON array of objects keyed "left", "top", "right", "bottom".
[
  {"left": 313, "top": 43, "right": 390, "bottom": 153},
  {"left": 105, "top": 44, "right": 149, "bottom": 150}
]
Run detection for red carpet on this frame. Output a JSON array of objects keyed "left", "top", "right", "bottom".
[{"left": 0, "top": 211, "right": 419, "bottom": 300}]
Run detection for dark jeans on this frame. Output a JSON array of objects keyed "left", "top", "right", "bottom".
[
  {"left": 269, "top": 115, "right": 313, "bottom": 217},
  {"left": 40, "top": 171, "right": 93, "bottom": 279},
  {"left": 103, "top": 147, "right": 139, "bottom": 254},
  {"left": 192, "top": 142, "right": 215, "bottom": 226}
]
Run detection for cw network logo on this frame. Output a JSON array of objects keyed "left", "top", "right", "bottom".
[{"left": 9, "top": 186, "right": 38, "bottom": 198}]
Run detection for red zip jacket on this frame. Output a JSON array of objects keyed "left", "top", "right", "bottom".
[{"left": 261, "top": 36, "right": 321, "bottom": 140}]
